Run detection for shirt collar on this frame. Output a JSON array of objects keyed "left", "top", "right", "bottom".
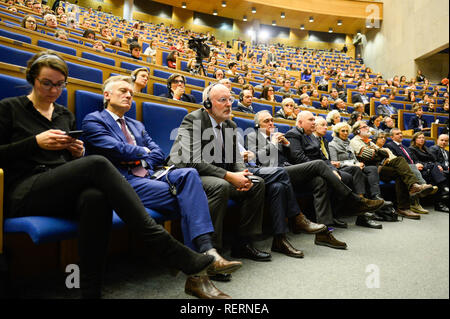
[{"left": 106, "top": 109, "right": 124, "bottom": 122}]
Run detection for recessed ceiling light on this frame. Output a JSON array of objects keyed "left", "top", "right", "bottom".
[
  {"left": 281, "top": 12, "right": 285, "bottom": 19},
  {"left": 300, "top": 24, "right": 305, "bottom": 30},
  {"left": 213, "top": 10, "right": 217, "bottom": 15},
  {"left": 243, "top": 15, "right": 247, "bottom": 21},
  {"left": 337, "top": 20, "right": 342, "bottom": 26},
  {"left": 272, "top": 20, "right": 276, "bottom": 26},
  {"left": 309, "top": 16, "right": 314, "bottom": 22},
  {"left": 328, "top": 28, "right": 333, "bottom": 33},
  {"left": 181, "top": 2, "right": 186, "bottom": 8},
  {"left": 252, "top": 7, "right": 256, "bottom": 13},
  {"left": 221, "top": 1, "right": 226, "bottom": 7}
]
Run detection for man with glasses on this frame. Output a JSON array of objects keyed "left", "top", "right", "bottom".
[
  {"left": 82, "top": 76, "right": 242, "bottom": 299},
  {"left": 32, "top": 1, "right": 42, "bottom": 15},
  {"left": 43, "top": 13, "right": 58, "bottom": 29},
  {"left": 350, "top": 121, "right": 433, "bottom": 219},
  {"left": 163, "top": 73, "right": 196, "bottom": 103},
  {"left": 169, "top": 83, "right": 271, "bottom": 265}
]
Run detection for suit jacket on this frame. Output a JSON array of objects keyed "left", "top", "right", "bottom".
[
  {"left": 429, "top": 145, "right": 449, "bottom": 170},
  {"left": 232, "top": 102, "right": 255, "bottom": 114},
  {"left": 163, "top": 91, "right": 196, "bottom": 104},
  {"left": 81, "top": 110, "right": 165, "bottom": 176},
  {"left": 328, "top": 137, "right": 359, "bottom": 166},
  {"left": 168, "top": 108, "right": 245, "bottom": 178},
  {"left": 376, "top": 104, "right": 397, "bottom": 117},
  {"left": 384, "top": 141, "right": 415, "bottom": 164},
  {"left": 408, "top": 145, "right": 438, "bottom": 166},
  {"left": 245, "top": 130, "right": 291, "bottom": 167},
  {"left": 408, "top": 114, "right": 428, "bottom": 133},
  {"left": 284, "top": 126, "right": 335, "bottom": 170},
  {"left": 351, "top": 93, "right": 368, "bottom": 105}
]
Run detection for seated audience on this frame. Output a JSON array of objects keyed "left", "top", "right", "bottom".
[
  {"left": 274, "top": 98, "right": 296, "bottom": 120},
  {"left": 261, "top": 85, "right": 276, "bottom": 102},
  {"left": 21, "top": 15, "right": 38, "bottom": 31},
  {"left": 377, "top": 97, "right": 398, "bottom": 118},
  {"left": 129, "top": 42, "right": 142, "bottom": 60},
  {"left": 131, "top": 67, "right": 149, "bottom": 93},
  {"left": 54, "top": 29, "right": 68, "bottom": 41},
  {"left": 352, "top": 85, "right": 371, "bottom": 115},
  {"left": 326, "top": 110, "right": 342, "bottom": 126},
  {"left": 163, "top": 73, "right": 196, "bottom": 103},
  {"left": 408, "top": 103, "right": 431, "bottom": 136},
  {"left": 83, "top": 29, "right": 96, "bottom": 40},
  {"left": 233, "top": 89, "right": 255, "bottom": 114},
  {"left": 429, "top": 134, "right": 449, "bottom": 182},
  {"left": 166, "top": 50, "right": 179, "bottom": 69}
]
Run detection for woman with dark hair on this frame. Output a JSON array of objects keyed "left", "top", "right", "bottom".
[
  {"left": 21, "top": 15, "right": 38, "bottom": 32},
  {"left": 109, "top": 38, "right": 122, "bottom": 47},
  {"left": 301, "top": 68, "right": 312, "bottom": 82},
  {"left": 409, "top": 132, "right": 449, "bottom": 212},
  {"left": 233, "top": 74, "right": 246, "bottom": 85},
  {"left": 261, "top": 85, "right": 276, "bottom": 102},
  {"left": 347, "top": 111, "right": 362, "bottom": 127},
  {"left": 166, "top": 50, "right": 179, "bottom": 69},
  {"left": 0, "top": 50, "right": 216, "bottom": 298},
  {"left": 83, "top": 29, "right": 96, "bottom": 40},
  {"left": 407, "top": 90, "right": 416, "bottom": 102},
  {"left": 368, "top": 115, "right": 383, "bottom": 135}
]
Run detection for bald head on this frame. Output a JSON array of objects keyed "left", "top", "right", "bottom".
[
  {"left": 437, "top": 134, "right": 449, "bottom": 148},
  {"left": 297, "top": 111, "right": 316, "bottom": 135}
]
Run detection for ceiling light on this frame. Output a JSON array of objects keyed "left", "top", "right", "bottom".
[
  {"left": 337, "top": 20, "right": 342, "bottom": 26},
  {"left": 243, "top": 15, "right": 247, "bottom": 21},
  {"left": 300, "top": 24, "right": 305, "bottom": 30},
  {"left": 309, "top": 16, "right": 314, "bottom": 22},
  {"left": 221, "top": 1, "right": 226, "bottom": 7},
  {"left": 181, "top": 2, "right": 186, "bottom": 8},
  {"left": 252, "top": 7, "right": 256, "bottom": 13},
  {"left": 328, "top": 28, "right": 333, "bottom": 33},
  {"left": 213, "top": 10, "right": 217, "bottom": 15},
  {"left": 281, "top": 12, "right": 285, "bottom": 19},
  {"left": 272, "top": 20, "right": 276, "bottom": 26}
]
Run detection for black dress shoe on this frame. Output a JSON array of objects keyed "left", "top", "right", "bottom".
[
  {"left": 371, "top": 212, "right": 385, "bottom": 221},
  {"left": 331, "top": 218, "right": 348, "bottom": 228},
  {"left": 209, "top": 274, "right": 232, "bottom": 282},
  {"left": 231, "top": 244, "right": 272, "bottom": 261},
  {"left": 435, "top": 202, "right": 449, "bottom": 213},
  {"left": 355, "top": 215, "right": 382, "bottom": 229}
]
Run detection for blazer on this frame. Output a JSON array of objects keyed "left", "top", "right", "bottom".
[
  {"left": 163, "top": 91, "right": 196, "bottom": 104},
  {"left": 376, "top": 104, "right": 397, "bottom": 117},
  {"left": 408, "top": 114, "right": 428, "bottom": 133},
  {"left": 82, "top": 109, "right": 165, "bottom": 176},
  {"left": 328, "top": 137, "right": 360, "bottom": 167},
  {"left": 245, "top": 130, "right": 291, "bottom": 167},
  {"left": 284, "top": 126, "right": 335, "bottom": 169},
  {"left": 168, "top": 108, "right": 246, "bottom": 178},
  {"left": 429, "top": 145, "right": 449, "bottom": 170},
  {"left": 232, "top": 102, "right": 255, "bottom": 114},
  {"left": 384, "top": 141, "right": 415, "bottom": 164},
  {"left": 408, "top": 145, "right": 438, "bottom": 166},
  {"left": 351, "top": 93, "right": 369, "bottom": 105}
]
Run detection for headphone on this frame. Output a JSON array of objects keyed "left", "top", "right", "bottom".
[
  {"left": 26, "top": 53, "right": 66, "bottom": 85},
  {"left": 130, "top": 67, "right": 148, "bottom": 82},
  {"left": 239, "top": 91, "right": 245, "bottom": 102},
  {"left": 203, "top": 83, "right": 220, "bottom": 109}
]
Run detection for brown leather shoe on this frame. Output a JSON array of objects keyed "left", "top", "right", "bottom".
[
  {"left": 355, "top": 197, "right": 385, "bottom": 214},
  {"left": 205, "top": 248, "right": 242, "bottom": 276},
  {"left": 291, "top": 213, "right": 327, "bottom": 234},
  {"left": 397, "top": 209, "right": 421, "bottom": 220},
  {"left": 271, "top": 234, "right": 304, "bottom": 258},
  {"left": 410, "top": 198, "right": 429, "bottom": 214},
  {"left": 315, "top": 230, "right": 347, "bottom": 250},
  {"left": 185, "top": 276, "right": 232, "bottom": 299},
  {"left": 409, "top": 183, "right": 433, "bottom": 198}
]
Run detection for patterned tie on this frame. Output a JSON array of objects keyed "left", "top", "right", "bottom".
[
  {"left": 399, "top": 144, "right": 413, "bottom": 164},
  {"left": 118, "top": 118, "right": 148, "bottom": 177},
  {"left": 320, "top": 138, "right": 329, "bottom": 159}
]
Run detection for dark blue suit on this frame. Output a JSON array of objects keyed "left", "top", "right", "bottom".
[
  {"left": 408, "top": 114, "right": 428, "bottom": 133},
  {"left": 82, "top": 109, "right": 214, "bottom": 250}
]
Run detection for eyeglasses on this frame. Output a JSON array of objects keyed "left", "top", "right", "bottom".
[
  {"left": 216, "top": 96, "right": 235, "bottom": 104},
  {"left": 37, "top": 78, "right": 67, "bottom": 90},
  {"left": 172, "top": 79, "right": 185, "bottom": 85},
  {"left": 360, "top": 125, "right": 369, "bottom": 129},
  {"left": 340, "top": 130, "right": 349, "bottom": 132},
  {"left": 26, "top": 20, "right": 36, "bottom": 25}
]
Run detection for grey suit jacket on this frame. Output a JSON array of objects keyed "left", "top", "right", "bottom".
[
  {"left": 168, "top": 108, "right": 246, "bottom": 178},
  {"left": 245, "top": 130, "right": 291, "bottom": 167},
  {"left": 328, "top": 137, "right": 360, "bottom": 167}
]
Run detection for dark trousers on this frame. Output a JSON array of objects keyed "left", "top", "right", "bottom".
[
  {"left": 339, "top": 165, "right": 380, "bottom": 197},
  {"left": 200, "top": 174, "right": 265, "bottom": 250},
  {"left": 379, "top": 156, "right": 418, "bottom": 209},
  {"left": 250, "top": 167, "right": 299, "bottom": 235},
  {"left": 283, "top": 160, "right": 353, "bottom": 225},
  {"left": 9, "top": 155, "right": 206, "bottom": 297}
]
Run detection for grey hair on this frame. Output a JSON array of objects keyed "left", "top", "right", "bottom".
[
  {"left": 254, "top": 110, "right": 271, "bottom": 127},
  {"left": 102, "top": 75, "right": 133, "bottom": 105},
  {"left": 326, "top": 110, "right": 340, "bottom": 124},
  {"left": 332, "top": 121, "right": 351, "bottom": 137}
]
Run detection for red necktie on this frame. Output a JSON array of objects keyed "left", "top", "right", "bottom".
[
  {"left": 118, "top": 118, "right": 148, "bottom": 177},
  {"left": 399, "top": 144, "right": 413, "bottom": 164}
]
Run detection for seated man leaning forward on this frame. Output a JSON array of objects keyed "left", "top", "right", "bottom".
[{"left": 82, "top": 76, "right": 241, "bottom": 299}]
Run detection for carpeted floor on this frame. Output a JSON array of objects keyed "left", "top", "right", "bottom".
[{"left": 8, "top": 205, "right": 449, "bottom": 300}]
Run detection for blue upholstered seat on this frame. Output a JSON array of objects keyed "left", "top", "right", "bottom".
[
  {"left": 37, "top": 39, "right": 77, "bottom": 56},
  {"left": 66, "top": 61, "right": 103, "bottom": 84},
  {"left": 142, "top": 102, "right": 188, "bottom": 155},
  {"left": 0, "top": 44, "right": 34, "bottom": 67},
  {"left": 82, "top": 52, "right": 115, "bottom": 66}
]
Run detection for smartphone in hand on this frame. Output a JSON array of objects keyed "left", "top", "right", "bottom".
[{"left": 66, "top": 130, "right": 83, "bottom": 139}]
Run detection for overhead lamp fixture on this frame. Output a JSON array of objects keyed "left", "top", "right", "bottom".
[
  {"left": 337, "top": 20, "right": 342, "bottom": 26},
  {"left": 181, "top": 2, "right": 186, "bottom": 8},
  {"left": 251, "top": 7, "right": 256, "bottom": 13},
  {"left": 221, "top": 1, "right": 226, "bottom": 7},
  {"left": 272, "top": 20, "right": 276, "bottom": 26},
  {"left": 300, "top": 24, "right": 305, "bottom": 30},
  {"left": 328, "top": 28, "right": 333, "bottom": 33},
  {"left": 309, "top": 16, "right": 314, "bottom": 22},
  {"left": 243, "top": 15, "right": 247, "bottom": 21},
  {"left": 213, "top": 9, "right": 218, "bottom": 15},
  {"left": 281, "top": 12, "right": 285, "bottom": 19}
]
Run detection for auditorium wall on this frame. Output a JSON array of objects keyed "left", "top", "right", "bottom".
[{"left": 362, "top": 0, "right": 449, "bottom": 82}]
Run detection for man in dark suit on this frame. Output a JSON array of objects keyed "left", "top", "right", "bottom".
[
  {"left": 408, "top": 104, "right": 431, "bottom": 136},
  {"left": 162, "top": 73, "right": 196, "bottom": 103},
  {"left": 429, "top": 134, "right": 449, "bottom": 180},
  {"left": 376, "top": 97, "right": 398, "bottom": 118},
  {"left": 284, "top": 111, "right": 385, "bottom": 228},
  {"left": 169, "top": 83, "right": 270, "bottom": 262},
  {"left": 232, "top": 89, "right": 256, "bottom": 114},
  {"left": 351, "top": 85, "right": 370, "bottom": 115},
  {"left": 82, "top": 76, "right": 241, "bottom": 299}
]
